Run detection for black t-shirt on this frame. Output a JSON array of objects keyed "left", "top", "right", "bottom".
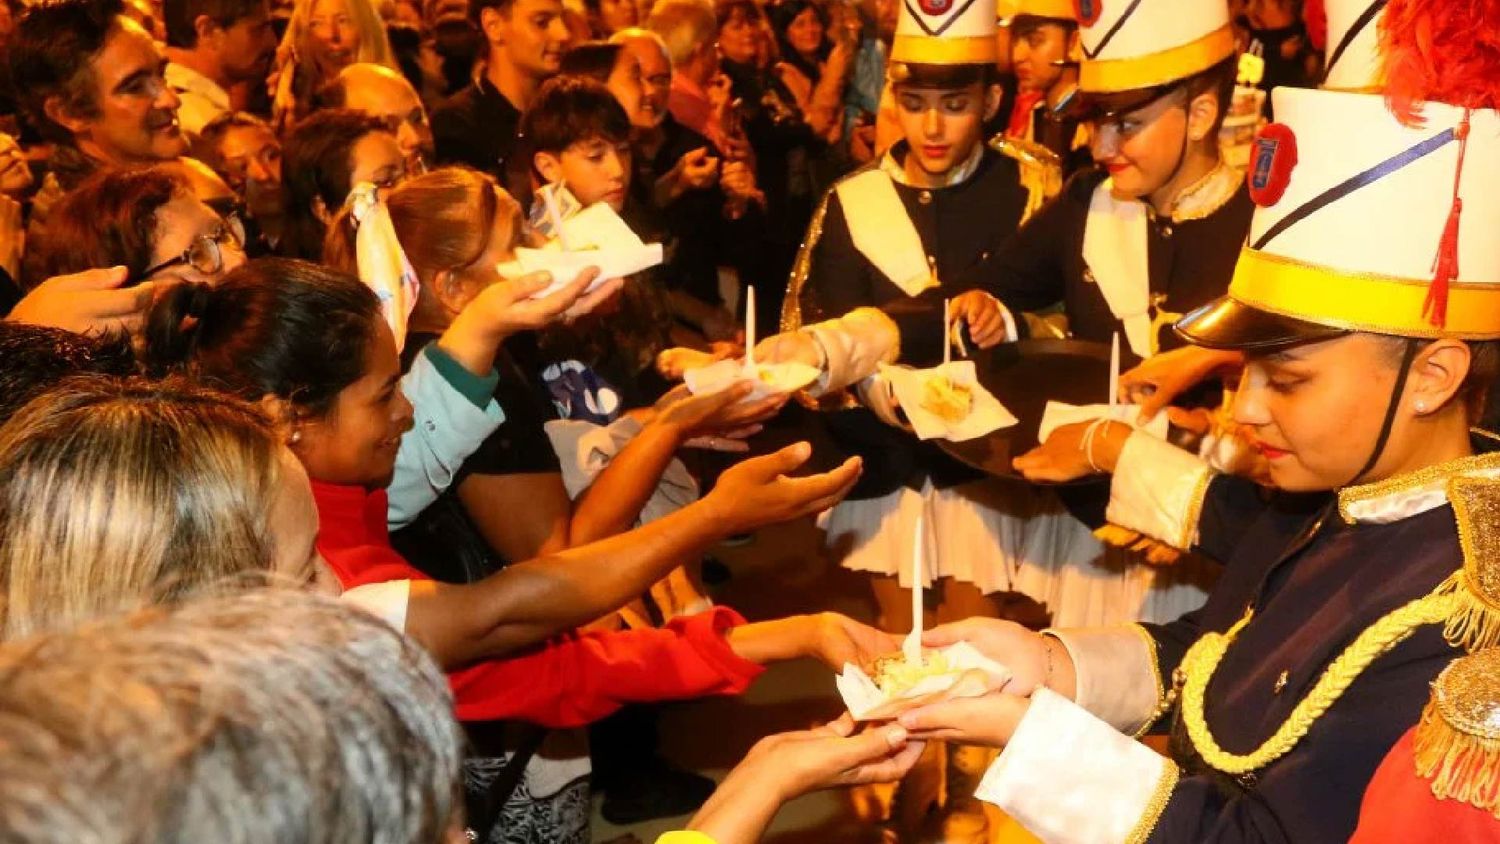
[
  {"left": 432, "top": 75, "right": 527, "bottom": 196},
  {"left": 390, "top": 333, "right": 560, "bottom": 583}
]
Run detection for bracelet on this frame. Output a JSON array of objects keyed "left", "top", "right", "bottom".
[
  {"left": 1078, "top": 417, "right": 1116, "bottom": 474},
  {"left": 1040, "top": 634, "right": 1056, "bottom": 692}
]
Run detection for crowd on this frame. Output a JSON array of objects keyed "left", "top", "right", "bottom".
[{"left": 2, "top": 0, "right": 1500, "bottom": 842}]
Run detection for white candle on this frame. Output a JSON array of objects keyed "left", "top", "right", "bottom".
[
  {"left": 1108, "top": 330, "right": 1120, "bottom": 410},
  {"left": 943, "top": 299, "right": 951, "bottom": 368},
  {"left": 744, "top": 285, "right": 757, "bottom": 372},
  {"left": 905, "top": 513, "right": 924, "bottom": 664}
]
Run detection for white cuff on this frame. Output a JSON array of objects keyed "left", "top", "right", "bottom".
[
  {"left": 1106, "top": 431, "right": 1214, "bottom": 550},
  {"left": 976, "top": 687, "right": 1177, "bottom": 844},
  {"left": 804, "top": 307, "right": 900, "bottom": 395},
  {"left": 1046, "top": 625, "right": 1162, "bottom": 734},
  {"left": 341, "top": 579, "right": 412, "bottom": 632},
  {"left": 856, "top": 372, "right": 906, "bottom": 428}
]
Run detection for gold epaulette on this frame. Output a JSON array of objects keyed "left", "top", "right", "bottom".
[
  {"left": 1414, "top": 648, "right": 1500, "bottom": 816},
  {"left": 987, "top": 134, "right": 1064, "bottom": 224},
  {"left": 1430, "top": 476, "right": 1500, "bottom": 653}
]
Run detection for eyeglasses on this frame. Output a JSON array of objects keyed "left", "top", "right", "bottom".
[
  {"left": 204, "top": 197, "right": 250, "bottom": 247},
  {"left": 137, "top": 223, "right": 244, "bottom": 281}
]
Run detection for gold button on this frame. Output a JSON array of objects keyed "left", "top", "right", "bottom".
[
  {"left": 1273, "top": 670, "right": 1289, "bottom": 695},
  {"left": 918, "top": 191, "right": 933, "bottom": 205}
]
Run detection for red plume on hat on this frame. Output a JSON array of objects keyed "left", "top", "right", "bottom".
[
  {"left": 1381, "top": 0, "right": 1500, "bottom": 126},
  {"left": 1379, "top": 0, "right": 1500, "bottom": 327},
  {"left": 1303, "top": 0, "right": 1326, "bottom": 53}
]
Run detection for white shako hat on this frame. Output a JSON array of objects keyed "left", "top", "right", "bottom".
[
  {"left": 1074, "top": 0, "right": 1235, "bottom": 95},
  {"left": 1176, "top": 0, "right": 1500, "bottom": 349},
  {"left": 1321, "top": 0, "right": 1386, "bottom": 92},
  {"left": 1176, "top": 88, "right": 1500, "bottom": 348},
  {"left": 891, "top": 0, "right": 998, "bottom": 67}
]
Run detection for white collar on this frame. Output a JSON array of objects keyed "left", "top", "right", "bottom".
[
  {"left": 1338, "top": 452, "right": 1500, "bottom": 525},
  {"left": 878, "top": 142, "right": 984, "bottom": 189}
]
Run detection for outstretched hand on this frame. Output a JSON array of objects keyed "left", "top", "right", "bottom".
[{"left": 705, "top": 442, "right": 860, "bottom": 535}]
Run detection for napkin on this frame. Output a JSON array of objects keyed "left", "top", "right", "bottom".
[
  {"left": 682, "top": 358, "right": 821, "bottom": 403},
  {"left": 836, "top": 641, "right": 1012, "bottom": 721},
  {"left": 498, "top": 201, "right": 664, "bottom": 298},
  {"left": 879, "top": 361, "right": 1018, "bottom": 442},
  {"left": 1037, "top": 401, "right": 1170, "bottom": 445}
]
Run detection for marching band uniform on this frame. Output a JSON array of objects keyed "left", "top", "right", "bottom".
[
  {"left": 972, "top": 30, "right": 1500, "bottom": 840},
  {"left": 1001, "top": 0, "right": 1092, "bottom": 177},
  {"left": 780, "top": 0, "right": 1088, "bottom": 607}
]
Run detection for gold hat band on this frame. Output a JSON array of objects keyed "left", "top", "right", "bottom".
[
  {"left": 1080, "top": 25, "right": 1236, "bottom": 94},
  {"left": 1229, "top": 247, "right": 1500, "bottom": 340},
  {"left": 891, "top": 34, "right": 999, "bottom": 66}
]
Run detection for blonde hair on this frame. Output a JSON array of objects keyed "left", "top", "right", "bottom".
[
  {"left": 0, "top": 377, "right": 287, "bottom": 639},
  {"left": 271, "top": 0, "right": 398, "bottom": 129}
]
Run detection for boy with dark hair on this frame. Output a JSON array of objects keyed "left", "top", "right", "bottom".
[
  {"left": 519, "top": 75, "right": 634, "bottom": 213},
  {"left": 162, "top": 0, "right": 278, "bottom": 137}
]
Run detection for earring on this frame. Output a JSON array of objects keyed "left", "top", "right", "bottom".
[
  {"left": 290, "top": 429, "right": 302, "bottom": 444},
  {"left": 1414, "top": 401, "right": 1428, "bottom": 414}
]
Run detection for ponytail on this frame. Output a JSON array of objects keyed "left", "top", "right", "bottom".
[{"left": 142, "top": 281, "right": 215, "bottom": 378}]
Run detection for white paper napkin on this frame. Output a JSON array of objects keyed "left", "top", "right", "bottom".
[
  {"left": 836, "top": 641, "right": 1013, "bottom": 721},
  {"left": 879, "top": 361, "right": 1018, "bottom": 442},
  {"left": 683, "top": 358, "right": 821, "bottom": 403},
  {"left": 1036, "top": 401, "right": 1170, "bottom": 445},
  {"left": 498, "top": 201, "right": 664, "bottom": 298}
]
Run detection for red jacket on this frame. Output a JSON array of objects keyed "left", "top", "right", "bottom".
[
  {"left": 1348, "top": 728, "right": 1500, "bottom": 842},
  {"left": 311, "top": 479, "right": 765, "bottom": 726}
]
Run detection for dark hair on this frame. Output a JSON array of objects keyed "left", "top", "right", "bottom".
[
  {"left": 768, "top": 0, "right": 828, "bottom": 81},
  {"left": 1182, "top": 55, "right": 1238, "bottom": 138},
  {"left": 385, "top": 23, "right": 430, "bottom": 96},
  {"left": 1373, "top": 335, "right": 1500, "bottom": 425},
  {"left": 279, "top": 109, "right": 389, "bottom": 261},
  {"left": 191, "top": 110, "right": 274, "bottom": 170},
  {"left": 0, "top": 323, "right": 137, "bottom": 426},
  {"left": 716, "top": 0, "right": 764, "bottom": 29},
  {"left": 7, "top": 0, "right": 126, "bottom": 144},
  {"left": 163, "top": 0, "right": 266, "bottom": 48},
  {"left": 890, "top": 61, "right": 997, "bottom": 91},
  {"left": 1008, "top": 13, "right": 1077, "bottom": 40},
  {"left": 559, "top": 40, "right": 624, "bottom": 83},
  {"left": 143, "top": 258, "right": 381, "bottom": 417},
  {"left": 518, "top": 75, "right": 631, "bottom": 157},
  {"left": 24, "top": 166, "right": 188, "bottom": 286},
  {"left": 468, "top": 0, "right": 517, "bottom": 26}
]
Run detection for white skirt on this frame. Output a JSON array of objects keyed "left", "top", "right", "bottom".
[{"left": 819, "top": 478, "right": 1214, "bottom": 627}]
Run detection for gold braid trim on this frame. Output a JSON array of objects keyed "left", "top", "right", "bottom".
[
  {"left": 987, "top": 134, "right": 1063, "bottom": 225},
  {"left": 1124, "top": 761, "right": 1180, "bottom": 844},
  {"left": 1131, "top": 623, "right": 1167, "bottom": 739},
  {"left": 1180, "top": 591, "right": 1458, "bottom": 776},
  {"left": 1413, "top": 650, "right": 1500, "bottom": 815},
  {"left": 1439, "top": 476, "right": 1500, "bottom": 653},
  {"left": 780, "top": 187, "right": 837, "bottom": 333}
]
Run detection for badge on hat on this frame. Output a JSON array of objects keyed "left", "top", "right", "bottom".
[{"left": 891, "top": 0, "right": 998, "bottom": 65}]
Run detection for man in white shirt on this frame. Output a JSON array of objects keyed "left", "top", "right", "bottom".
[{"left": 162, "top": 0, "right": 277, "bottom": 138}]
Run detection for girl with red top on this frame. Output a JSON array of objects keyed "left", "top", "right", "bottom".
[{"left": 144, "top": 257, "right": 889, "bottom": 726}]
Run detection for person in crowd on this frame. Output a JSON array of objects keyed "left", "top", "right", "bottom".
[
  {"left": 584, "top": 0, "right": 636, "bottom": 38},
  {"left": 162, "top": 0, "right": 279, "bottom": 138},
  {"left": 134, "top": 260, "right": 883, "bottom": 840},
  {"left": 647, "top": 0, "right": 728, "bottom": 156},
  {"left": 1234, "top": 0, "right": 1320, "bottom": 97},
  {"left": 430, "top": 0, "right": 568, "bottom": 194},
  {"left": 317, "top": 61, "right": 437, "bottom": 173},
  {"left": 24, "top": 165, "right": 245, "bottom": 288},
  {"left": 322, "top": 164, "right": 773, "bottom": 828},
  {"left": 613, "top": 25, "right": 746, "bottom": 342},
  {"left": 385, "top": 20, "right": 449, "bottom": 105},
  {"left": 278, "top": 108, "right": 405, "bottom": 259},
  {"left": 0, "top": 590, "right": 468, "bottom": 844},
  {"left": 842, "top": 0, "right": 897, "bottom": 163},
  {"left": 0, "top": 321, "right": 138, "bottom": 424},
  {"left": 558, "top": 41, "right": 651, "bottom": 129},
  {"left": 893, "top": 2, "right": 1500, "bottom": 835},
  {"left": 1003, "top": 0, "right": 1088, "bottom": 173},
  {"left": 767, "top": 0, "right": 854, "bottom": 146},
  {"left": 193, "top": 110, "right": 286, "bottom": 249},
  {"left": 269, "top": 0, "right": 397, "bottom": 128},
  {"left": 8, "top": 0, "right": 186, "bottom": 203}
]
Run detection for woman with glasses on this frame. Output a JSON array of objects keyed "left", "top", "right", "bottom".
[
  {"left": 22, "top": 165, "right": 246, "bottom": 290},
  {"left": 279, "top": 108, "right": 406, "bottom": 261}
]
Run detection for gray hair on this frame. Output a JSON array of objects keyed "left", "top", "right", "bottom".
[
  {"left": 644, "top": 0, "right": 716, "bottom": 67},
  {"left": 0, "top": 589, "right": 463, "bottom": 844}
]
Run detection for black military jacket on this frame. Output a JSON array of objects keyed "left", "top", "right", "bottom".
[{"left": 1142, "top": 468, "right": 1471, "bottom": 841}]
